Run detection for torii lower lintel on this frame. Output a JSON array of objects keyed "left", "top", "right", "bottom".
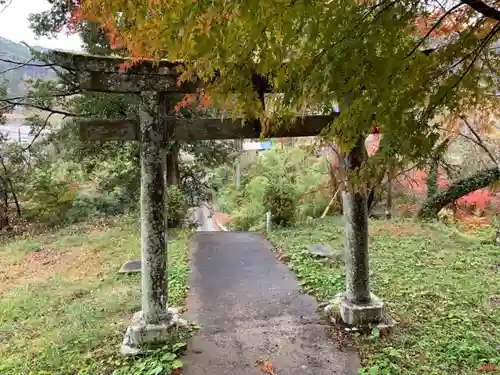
[{"left": 79, "top": 114, "right": 340, "bottom": 142}]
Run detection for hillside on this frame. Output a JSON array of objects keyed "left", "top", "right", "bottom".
[{"left": 0, "top": 37, "right": 57, "bottom": 97}]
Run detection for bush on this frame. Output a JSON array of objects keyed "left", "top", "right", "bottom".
[
  {"left": 214, "top": 147, "right": 331, "bottom": 230},
  {"left": 23, "top": 162, "right": 83, "bottom": 225},
  {"left": 264, "top": 180, "right": 296, "bottom": 226},
  {"left": 167, "top": 185, "right": 189, "bottom": 228}
]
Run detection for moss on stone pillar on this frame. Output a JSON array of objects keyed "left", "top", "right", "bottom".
[{"left": 139, "top": 91, "right": 168, "bottom": 324}]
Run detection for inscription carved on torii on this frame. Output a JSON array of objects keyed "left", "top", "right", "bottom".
[{"left": 48, "top": 50, "right": 339, "bottom": 355}]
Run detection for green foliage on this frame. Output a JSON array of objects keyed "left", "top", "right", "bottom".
[
  {"left": 111, "top": 342, "right": 188, "bottom": 375},
  {"left": 264, "top": 180, "right": 296, "bottom": 226},
  {"left": 216, "top": 147, "right": 331, "bottom": 230},
  {"left": 71, "top": 0, "right": 499, "bottom": 175},
  {"left": 23, "top": 161, "right": 82, "bottom": 223},
  {"left": 270, "top": 217, "right": 500, "bottom": 374},
  {"left": 167, "top": 185, "right": 189, "bottom": 227}
]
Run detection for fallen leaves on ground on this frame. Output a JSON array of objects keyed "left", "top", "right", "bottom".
[
  {"left": 256, "top": 359, "right": 277, "bottom": 375},
  {"left": 477, "top": 363, "right": 500, "bottom": 373}
]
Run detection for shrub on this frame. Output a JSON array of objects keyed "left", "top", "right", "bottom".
[
  {"left": 214, "top": 147, "right": 331, "bottom": 229},
  {"left": 23, "top": 162, "right": 82, "bottom": 225},
  {"left": 167, "top": 185, "right": 189, "bottom": 228},
  {"left": 264, "top": 180, "right": 297, "bottom": 226}
]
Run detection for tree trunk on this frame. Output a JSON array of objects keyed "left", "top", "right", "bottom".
[
  {"left": 427, "top": 158, "right": 438, "bottom": 199},
  {"left": 417, "top": 166, "right": 500, "bottom": 219},
  {"left": 0, "top": 180, "right": 8, "bottom": 230},
  {"left": 166, "top": 146, "right": 180, "bottom": 186},
  {"left": 385, "top": 167, "right": 393, "bottom": 219},
  {"left": 0, "top": 157, "right": 21, "bottom": 217}
]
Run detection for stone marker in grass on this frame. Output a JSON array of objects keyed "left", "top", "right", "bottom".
[
  {"left": 118, "top": 260, "right": 142, "bottom": 274},
  {"left": 308, "top": 244, "right": 344, "bottom": 262}
]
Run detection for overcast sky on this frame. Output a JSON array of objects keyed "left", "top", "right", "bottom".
[{"left": 0, "top": 0, "right": 82, "bottom": 50}]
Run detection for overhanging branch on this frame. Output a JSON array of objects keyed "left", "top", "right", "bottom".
[
  {"left": 1, "top": 99, "right": 80, "bottom": 117},
  {"left": 460, "top": 0, "right": 500, "bottom": 21}
]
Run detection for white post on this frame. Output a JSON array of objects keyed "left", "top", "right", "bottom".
[
  {"left": 236, "top": 159, "right": 241, "bottom": 190},
  {"left": 235, "top": 139, "right": 242, "bottom": 190},
  {"left": 266, "top": 211, "right": 272, "bottom": 233}
]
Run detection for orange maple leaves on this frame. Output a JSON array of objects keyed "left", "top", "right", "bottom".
[
  {"left": 256, "top": 359, "right": 277, "bottom": 375},
  {"left": 173, "top": 91, "right": 213, "bottom": 113},
  {"left": 414, "top": 9, "right": 462, "bottom": 38}
]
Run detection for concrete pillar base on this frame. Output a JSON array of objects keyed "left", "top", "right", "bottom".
[
  {"left": 120, "top": 308, "right": 188, "bottom": 356},
  {"left": 326, "top": 292, "right": 384, "bottom": 326}
]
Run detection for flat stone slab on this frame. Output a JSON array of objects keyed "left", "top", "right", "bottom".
[
  {"left": 182, "top": 232, "right": 359, "bottom": 374},
  {"left": 308, "top": 244, "right": 343, "bottom": 260},
  {"left": 118, "top": 260, "right": 141, "bottom": 274}
]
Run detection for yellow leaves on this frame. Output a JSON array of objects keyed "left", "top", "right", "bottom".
[{"left": 275, "top": 30, "right": 282, "bottom": 42}]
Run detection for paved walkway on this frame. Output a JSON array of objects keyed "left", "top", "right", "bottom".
[{"left": 182, "top": 231, "right": 359, "bottom": 375}]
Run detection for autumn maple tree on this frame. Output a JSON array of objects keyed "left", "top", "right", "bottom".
[
  {"left": 63, "top": 1, "right": 499, "bottom": 218},
  {"left": 66, "top": 0, "right": 497, "bottom": 155}
]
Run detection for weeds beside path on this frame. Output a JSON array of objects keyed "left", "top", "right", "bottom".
[
  {"left": 269, "top": 217, "right": 500, "bottom": 375},
  {"left": 0, "top": 215, "right": 191, "bottom": 375}
]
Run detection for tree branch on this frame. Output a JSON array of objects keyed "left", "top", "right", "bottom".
[
  {"left": 0, "top": 57, "right": 56, "bottom": 69},
  {"left": 460, "top": 0, "right": 500, "bottom": 21},
  {"left": 23, "top": 112, "right": 57, "bottom": 151},
  {"left": 407, "top": 2, "right": 465, "bottom": 58},
  {"left": 426, "top": 21, "right": 500, "bottom": 116},
  {"left": 459, "top": 115, "right": 498, "bottom": 166},
  {"left": 1, "top": 99, "right": 80, "bottom": 117},
  {"left": 0, "top": 0, "right": 12, "bottom": 14}
]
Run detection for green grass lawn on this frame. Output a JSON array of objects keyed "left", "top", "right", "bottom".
[
  {"left": 0, "top": 215, "right": 191, "bottom": 375},
  {"left": 269, "top": 217, "right": 500, "bottom": 375}
]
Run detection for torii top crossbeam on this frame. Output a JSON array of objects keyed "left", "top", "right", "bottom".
[
  {"left": 47, "top": 50, "right": 338, "bottom": 141},
  {"left": 48, "top": 50, "right": 272, "bottom": 94}
]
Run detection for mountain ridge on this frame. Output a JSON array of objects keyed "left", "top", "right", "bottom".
[{"left": 0, "top": 36, "right": 75, "bottom": 97}]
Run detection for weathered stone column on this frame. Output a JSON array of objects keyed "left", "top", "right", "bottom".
[
  {"left": 327, "top": 135, "right": 385, "bottom": 327},
  {"left": 121, "top": 91, "right": 186, "bottom": 355},
  {"left": 342, "top": 137, "right": 371, "bottom": 304},
  {"left": 139, "top": 91, "right": 168, "bottom": 323}
]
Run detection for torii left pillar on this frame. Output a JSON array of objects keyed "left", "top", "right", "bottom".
[{"left": 121, "top": 91, "right": 187, "bottom": 355}]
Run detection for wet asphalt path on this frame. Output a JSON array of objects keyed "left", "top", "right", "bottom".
[{"left": 181, "top": 231, "right": 359, "bottom": 374}]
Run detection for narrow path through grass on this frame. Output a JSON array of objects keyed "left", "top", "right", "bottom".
[
  {"left": 269, "top": 217, "right": 500, "bottom": 375},
  {"left": 0, "top": 215, "right": 191, "bottom": 375}
]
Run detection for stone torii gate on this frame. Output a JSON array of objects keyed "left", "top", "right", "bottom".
[{"left": 48, "top": 51, "right": 385, "bottom": 354}]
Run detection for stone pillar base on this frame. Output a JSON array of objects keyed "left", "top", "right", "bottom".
[
  {"left": 325, "top": 292, "right": 384, "bottom": 326},
  {"left": 120, "top": 308, "right": 188, "bottom": 356}
]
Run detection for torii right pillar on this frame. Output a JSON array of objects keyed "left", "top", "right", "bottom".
[{"left": 333, "top": 135, "right": 385, "bottom": 326}]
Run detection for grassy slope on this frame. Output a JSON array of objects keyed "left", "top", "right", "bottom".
[
  {"left": 0, "top": 216, "right": 190, "bottom": 375},
  {"left": 269, "top": 217, "right": 500, "bottom": 375}
]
